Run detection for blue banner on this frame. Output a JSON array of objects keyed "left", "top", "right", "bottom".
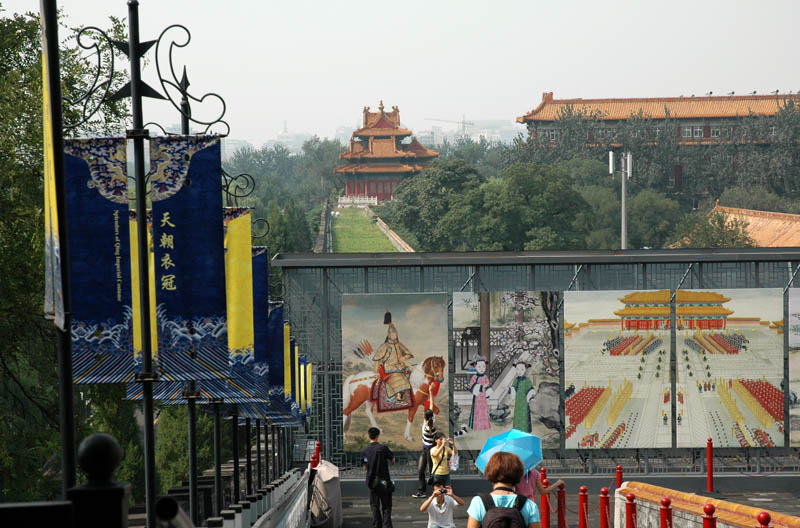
[
  {"left": 267, "top": 306, "right": 285, "bottom": 389},
  {"left": 64, "top": 138, "right": 134, "bottom": 383},
  {"left": 149, "top": 136, "right": 228, "bottom": 381},
  {"left": 252, "top": 247, "right": 270, "bottom": 398}
]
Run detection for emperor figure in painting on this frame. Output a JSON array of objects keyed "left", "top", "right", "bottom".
[{"left": 373, "top": 310, "right": 414, "bottom": 403}]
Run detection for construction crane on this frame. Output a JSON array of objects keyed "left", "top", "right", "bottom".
[{"left": 425, "top": 115, "right": 475, "bottom": 135}]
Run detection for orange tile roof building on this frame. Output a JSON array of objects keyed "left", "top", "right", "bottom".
[
  {"left": 516, "top": 92, "right": 800, "bottom": 188},
  {"left": 711, "top": 202, "right": 800, "bottom": 247},
  {"left": 614, "top": 290, "right": 733, "bottom": 330},
  {"left": 335, "top": 101, "right": 438, "bottom": 203}
]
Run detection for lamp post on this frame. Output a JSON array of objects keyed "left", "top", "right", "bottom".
[{"left": 609, "top": 151, "right": 632, "bottom": 249}]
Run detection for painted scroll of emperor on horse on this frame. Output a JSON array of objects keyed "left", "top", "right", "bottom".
[{"left": 342, "top": 293, "right": 449, "bottom": 451}]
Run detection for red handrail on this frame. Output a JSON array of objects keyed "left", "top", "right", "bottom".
[
  {"left": 625, "top": 493, "right": 637, "bottom": 528},
  {"left": 660, "top": 497, "right": 672, "bottom": 528}
]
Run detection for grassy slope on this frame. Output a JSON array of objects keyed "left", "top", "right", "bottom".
[{"left": 331, "top": 208, "right": 398, "bottom": 253}]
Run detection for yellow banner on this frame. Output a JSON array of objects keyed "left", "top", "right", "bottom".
[
  {"left": 224, "top": 209, "right": 254, "bottom": 358},
  {"left": 130, "top": 214, "right": 159, "bottom": 363},
  {"left": 283, "top": 322, "right": 291, "bottom": 396},
  {"left": 306, "top": 363, "right": 312, "bottom": 410},
  {"left": 41, "top": 11, "right": 63, "bottom": 328},
  {"left": 294, "top": 342, "right": 300, "bottom": 403},
  {"left": 300, "top": 362, "right": 306, "bottom": 412}
]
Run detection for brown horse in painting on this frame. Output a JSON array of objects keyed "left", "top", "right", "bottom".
[{"left": 342, "top": 356, "right": 446, "bottom": 442}]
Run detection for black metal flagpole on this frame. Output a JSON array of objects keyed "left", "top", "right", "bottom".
[
  {"left": 213, "top": 401, "right": 223, "bottom": 514},
  {"left": 126, "top": 1, "right": 157, "bottom": 526},
  {"left": 256, "top": 418, "right": 262, "bottom": 489},
  {"left": 232, "top": 405, "right": 241, "bottom": 502},
  {"left": 40, "top": 0, "right": 77, "bottom": 496},
  {"left": 245, "top": 418, "right": 252, "bottom": 495},
  {"left": 178, "top": 68, "right": 199, "bottom": 527}
]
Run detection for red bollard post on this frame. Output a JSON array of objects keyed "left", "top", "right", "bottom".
[
  {"left": 557, "top": 482, "right": 567, "bottom": 528},
  {"left": 579, "top": 486, "right": 589, "bottom": 528},
  {"left": 706, "top": 437, "right": 714, "bottom": 493},
  {"left": 540, "top": 478, "right": 551, "bottom": 528},
  {"left": 616, "top": 465, "right": 623, "bottom": 489},
  {"left": 599, "top": 488, "right": 610, "bottom": 528},
  {"left": 660, "top": 497, "right": 673, "bottom": 528},
  {"left": 625, "top": 493, "right": 637, "bottom": 528},
  {"left": 541, "top": 466, "right": 548, "bottom": 481},
  {"left": 703, "top": 504, "right": 716, "bottom": 528},
  {"left": 757, "top": 512, "right": 771, "bottom": 528}
]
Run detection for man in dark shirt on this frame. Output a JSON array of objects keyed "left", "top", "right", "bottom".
[{"left": 361, "top": 427, "right": 395, "bottom": 528}]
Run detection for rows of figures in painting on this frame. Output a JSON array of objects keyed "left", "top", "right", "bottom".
[{"left": 341, "top": 289, "right": 798, "bottom": 452}]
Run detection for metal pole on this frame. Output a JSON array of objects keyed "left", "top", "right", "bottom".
[
  {"left": 232, "top": 405, "right": 241, "bottom": 502},
  {"left": 40, "top": 0, "right": 77, "bottom": 495},
  {"left": 127, "top": 2, "right": 157, "bottom": 526},
  {"left": 187, "top": 396, "right": 198, "bottom": 525},
  {"left": 267, "top": 425, "right": 272, "bottom": 481},
  {"left": 179, "top": 69, "right": 198, "bottom": 527},
  {"left": 245, "top": 418, "right": 253, "bottom": 495},
  {"left": 272, "top": 426, "right": 278, "bottom": 479},
  {"left": 256, "top": 419, "right": 262, "bottom": 489},
  {"left": 621, "top": 152, "right": 629, "bottom": 250},
  {"left": 213, "top": 402, "right": 223, "bottom": 515}
]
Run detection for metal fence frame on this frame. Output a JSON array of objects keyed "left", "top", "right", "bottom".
[{"left": 274, "top": 249, "right": 800, "bottom": 471}]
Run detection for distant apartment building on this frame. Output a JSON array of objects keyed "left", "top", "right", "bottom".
[{"left": 221, "top": 138, "right": 253, "bottom": 161}]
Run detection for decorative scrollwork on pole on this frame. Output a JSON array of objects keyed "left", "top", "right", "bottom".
[
  {"left": 63, "top": 26, "right": 117, "bottom": 132},
  {"left": 222, "top": 169, "right": 256, "bottom": 207},
  {"left": 154, "top": 24, "right": 230, "bottom": 136},
  {"left": 252, "top": 218, "right": 271, "bottom": 240}
]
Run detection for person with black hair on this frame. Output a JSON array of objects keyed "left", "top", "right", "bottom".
[
  {"left": 362, "top": 427, "right": 395, "bottom": 528},
  {"left": 413, "top": 408, "right": 437, "bottom": 498}
]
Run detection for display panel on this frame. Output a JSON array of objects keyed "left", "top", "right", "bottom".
[
  {"left": 341, "top": 293, "right": 448, "bottom": 451},
  {"left": 788, "top": 289, "right": 799, "bottom": 447},
  {"left": 564, "top": 290, "right": 672, "bottom": 449},
  {"left": 453, "top": 292, "right": 561, "bottom": 450},
  {"left": 675, "top": 289, "right": 784, "bottom": 447}
]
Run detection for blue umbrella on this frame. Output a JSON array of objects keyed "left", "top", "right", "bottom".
[{"left": 475, "top": 429, "right": 543, "bottom": 473}]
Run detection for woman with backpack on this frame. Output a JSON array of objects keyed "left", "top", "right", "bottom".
[{"left": 466, "top": 452, "right": 540, "bottom": 528}]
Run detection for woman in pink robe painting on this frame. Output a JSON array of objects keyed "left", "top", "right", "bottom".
[{"left": 468, "top": 357, "right": 493, "bottom": 430}]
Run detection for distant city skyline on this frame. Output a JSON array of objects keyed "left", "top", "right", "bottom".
[{"left": 4, "top": 0, "right": 799, "bottom": 147}]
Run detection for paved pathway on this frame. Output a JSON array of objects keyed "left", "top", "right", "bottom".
[{"left": 342, "top": 491, "right": 800, "bottom": 527}]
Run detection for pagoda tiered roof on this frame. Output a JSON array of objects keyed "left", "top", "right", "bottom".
[
  {"left": 335, "top": 101, "right": 438, "bottom": 176},
  {"left": 618, "top": 290, "right": 731, "bottom": 304}
]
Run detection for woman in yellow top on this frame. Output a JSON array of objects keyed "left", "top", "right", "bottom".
[{"left": 429, "top": 432, "right": 456, "bottom": 486}]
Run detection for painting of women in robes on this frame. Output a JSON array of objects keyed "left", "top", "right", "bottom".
[
  {"left": 510, "top": 360, "right": 535, "bottom": 432},
  {"left": 468, "top": 357, "right": 492, "bottom": 430}
]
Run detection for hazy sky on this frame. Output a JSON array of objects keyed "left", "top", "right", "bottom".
[{"left": 5, "top": 0, "right": 800, "bottom": 146}]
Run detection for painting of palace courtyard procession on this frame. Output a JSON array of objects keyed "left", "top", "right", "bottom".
[
  {"left": 674, "top": 289, "right": 784, "bottom": 448},
  {"left": 452, "top": 292, "right": 561, "bottom": 450},
  {"left": 341, "top": 293, "right": 448, "bottom": 451},
  {"left": 789, "top": 289, "right": 800, "bottom": 447},
  {"left": 564, "top": 289, "right": 784, "bottom": 449},
  {"left": 564, "top": 290, "right": 672, "bottom": 449}
]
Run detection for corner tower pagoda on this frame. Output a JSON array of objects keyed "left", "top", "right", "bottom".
[{"left": 336, "top": 101, "right": 438, "bottom": 203}]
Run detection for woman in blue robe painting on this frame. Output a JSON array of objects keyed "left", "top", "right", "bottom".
[{"left": 508, "top": 359, "right": 536, "bottom": 432}]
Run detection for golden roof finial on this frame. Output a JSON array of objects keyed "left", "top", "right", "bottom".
[{"left": 378, "top": 100, "right": 384, "bottom": 112}]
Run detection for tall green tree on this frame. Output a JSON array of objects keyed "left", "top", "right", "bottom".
[
  {"left": 669, "top": 211, "right": 754, "bottom": 248},
  {"left": 627, "top": 189, "right": 681, "bottom": 249},
  {"left": 0, "top": 6, "right": 131, "bottom": 500}
]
